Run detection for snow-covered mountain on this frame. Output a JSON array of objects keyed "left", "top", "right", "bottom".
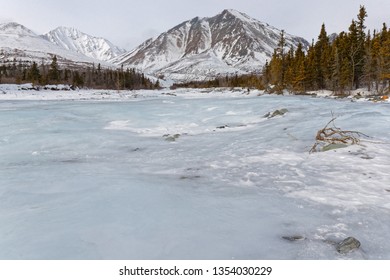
[
  {"left": 0, "top": 22, "right": 37, "bottom": 37},
  {"left": 1, "top": 12, "right": 309, "bottom": 82},
  {"left": 112, "top": 9, "right": 310, "bottom": 81},
  {"left": 0, "top": 22, "right": 110, "bottom": 68},
  {"left": 43, "top": 27, "right": 126, "bottom": 61}
]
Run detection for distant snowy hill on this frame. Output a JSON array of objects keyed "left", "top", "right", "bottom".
[
  {"left": 0, "top": 22, "right": 36, "bottom": 37},
  {"left": 0, "top": 22, "right": 111, "bottom": 68},
  {"left": 112, "top": 9, "right": 310, "bottom": 81},
  {"left": 43, "top": 27, "right": 126, "bottom": 61}
]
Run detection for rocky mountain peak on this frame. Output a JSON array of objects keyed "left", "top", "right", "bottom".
[
  {"left": 219, "top": 9, "right": 252, "bottom": 21},
  {"left": 43, "top": 27, "right": 126, "bottom": 61},
  {"left": 112, "top": 9, "right": 309, "bottom": 81}
]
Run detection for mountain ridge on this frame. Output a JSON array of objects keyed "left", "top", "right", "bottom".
[
  {"left": 112, "top": 9, "right": 310, "bottom": 81},
  {"left": 42, "top": 27, "right": 126, "bottom": 61},
  {"left": 0, "top": 22, "right": 117, "bottom": 68},
  {"left": 1, "top": 10, "right": 310, "bottom": 82}
]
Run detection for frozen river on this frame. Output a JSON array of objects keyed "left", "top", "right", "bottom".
[{"left": 0, "top": 89, "right": 389, "bottom": 259}]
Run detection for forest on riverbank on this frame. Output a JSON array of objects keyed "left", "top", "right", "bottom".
[
  {"left": 175, "top": 6, "right": 389, "bottom": 95},
  {"left": 0, "top": 56, "right": 159, "bottom": 90}
]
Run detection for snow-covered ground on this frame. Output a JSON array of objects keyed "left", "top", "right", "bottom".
[{"left": 0, "top": 87, "right": 389, "bottom": 260}]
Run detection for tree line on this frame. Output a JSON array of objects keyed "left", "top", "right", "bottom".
[
  {"left": 0, "top": 55, "right": 159, "bottom": 90},
  {"left": 263, "top": 6, "right": 390, "bottom": 94},
  {"left": 171, "top": 74, "right": 264, "bottom": 90}
]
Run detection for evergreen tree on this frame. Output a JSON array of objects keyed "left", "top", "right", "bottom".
[
  {"left": 262, "top": 61, "right": 271, "bottom": 87},
  {"left": 27, "top": 62, "right": 41, "bottom": 84},
  {"left": 314, "top": 24, "right": 331, "bottom": 89},
  {"left": 268, "top": 30, "right": 287, "bottom": 92},
  {"left": 292, "top": 42, "right": 306, "bottom": 92},
  {"left": 330, "top": 44, "right": 341, "bottom": 91},
  {"left": 345, "top": 6, "right": 367, "bottom": 89},
  {"left": 304, "top": 42, "right": 316, "bottom": 90},
  {"left": 72, "top": 71, "right": 84, "bottom": 88},
  {"left": 379, "top": 24, "right": 390, "bottom": 91},
  {"left": 48, "top": 55, "right": 60, "bottom": 84}
]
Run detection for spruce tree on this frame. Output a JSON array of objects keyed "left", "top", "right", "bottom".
[
  {"left": 27, "top": 62, "right": 41, "bottom": 85},
  {"left": 304, "top": 42, "right": 316, "bottom": 90},
  {"left": 48, "top": 55, "right": 60, "bottom": 84},
  {"left": 268, "top": 30, "right": 287, "bottom": 92},
  {"left": 379, "top": 24, "right": 390, "bottom": 91},
  {"left": 355, "top": 5, "right": 368, "bottom": 89},
  {"left": 314, "top": 24, "right": 331, "bottom": 89},
  {"left": 292, "top": 42, "right": 306, "bottom": 92}
]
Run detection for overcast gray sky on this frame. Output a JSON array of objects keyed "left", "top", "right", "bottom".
[{"left": 1, "top": 0, "right": 389, "bottom": 50}]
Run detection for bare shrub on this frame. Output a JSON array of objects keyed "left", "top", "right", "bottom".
[{"left": 310, "top": 116, "right": 369, "bottom": 153}]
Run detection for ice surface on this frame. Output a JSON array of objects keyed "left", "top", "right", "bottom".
[{"left": 0, "top": 89, "right": 389, "bottom": 260}]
